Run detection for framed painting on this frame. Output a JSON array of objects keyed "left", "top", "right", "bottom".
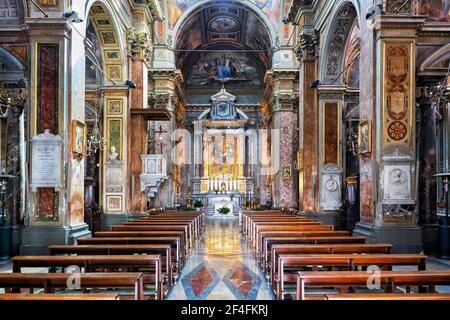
[
  {"left": 72, "top": 120, "right": 87, "bottom": 156},
  {"left": 358, "top": 120, "right": 371, "bottom": 155},
  {"left": 281, "top": 166, "right": 293, "bottom": 181}
]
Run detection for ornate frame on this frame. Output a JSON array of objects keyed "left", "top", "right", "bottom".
[
  {"left": 358, "top": 120, "right": 371, "bottom": 155},
  {"left": 72, "top": 120, "right": 87, "bottom": 156}
]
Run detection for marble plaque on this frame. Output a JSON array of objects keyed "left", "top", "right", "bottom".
[
  {"left": 320, "top": 164, "right": 343, "bottom": 211},
  {"left": 31, "top": 130, "right": 62, "bottom": 192},
  {"left": 105, "top": 160, "right": 124, "bottom": 193}
]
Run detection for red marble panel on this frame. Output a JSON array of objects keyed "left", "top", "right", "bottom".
[
  {"left": 36, "top": 44, "right": 59, "bottom": 221},
  {"left": 301, "top": 60, "right": 319, "bottom": 212},
  {"left": 189, "top": 265, "right": 213, "bottom": 297},
  {"left": 229, "top": 265, "right": 254, "bottom": 297},
  {"left": 37, "top": 44, "right": 59, "bottom": 134},
  {"left": 324, "top": 102, "right": 339, "bottom": 165}
]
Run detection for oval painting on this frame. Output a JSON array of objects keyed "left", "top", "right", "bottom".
[{"left": 209, "top": 16, "right": 239, "bottom": 33}]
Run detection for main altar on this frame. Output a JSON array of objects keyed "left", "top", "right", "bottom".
[{"left": 190, "top": 85, "right": 254, "bottom": 216}]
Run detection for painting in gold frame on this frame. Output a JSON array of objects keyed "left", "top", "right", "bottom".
[
  {"left": 358, "top": 120, "right": 371, "bottom": 155},
  {"left": 281, "top": 166, "right": 293, "bottom": 181},
  {"left": 72, "top": 120, "right": 87, "bottom": 156}
]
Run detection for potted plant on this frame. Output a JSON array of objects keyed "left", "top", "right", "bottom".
[
  {"left": 193, "top": 200, "right": 204, "bottom": 212},
  {"left": 218, "top": 206, "right": 231, "bottom": 215}
]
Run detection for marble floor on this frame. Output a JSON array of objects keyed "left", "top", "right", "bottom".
[{"left": 167, "top": 217, "right": 275, "bottom": 300}]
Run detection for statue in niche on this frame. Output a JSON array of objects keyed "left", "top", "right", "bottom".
[{"left": 107, "top": 146, "right": 122, "bottom": 165}]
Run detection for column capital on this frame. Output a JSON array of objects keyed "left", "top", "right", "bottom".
[
  {"left": 294, "top": 29, "right": 320, "bottom": 63},
  {"left": 0, "top": 87, "right": 27, "bottom": 107},
  {"left": 127, "top": 29, "right": 152, "bottom": 64}
]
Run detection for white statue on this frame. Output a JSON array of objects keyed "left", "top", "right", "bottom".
[{"left": 109, "top": 146, "right": 119, "bottom": 161}]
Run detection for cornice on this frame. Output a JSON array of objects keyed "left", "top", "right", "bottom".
[{"left": 372, "top": 15, "right": 426, "bottom": 31}]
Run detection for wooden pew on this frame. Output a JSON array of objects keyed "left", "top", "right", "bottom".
[
  {"left": 138, "top": 212, "right": 205, "bottom": 235},
  {"left": 276, "top": 254, "right": 427, "bottom": 300},
  {"left": 125, "top": 220, "right": 201, "bottom": 241},
  {"left": 120, "top": 220, "right": 200, "bottom": 244},
  {"left": 268, "top": 244, "right": 392, "bottom": 284},
  {"left": 296, "top": 270, "right": 450, "bottom": 300},
  {"left": 109, "top": 226, "right": 193, "bottom": 255},
  {"left": 95, "top": 231, "right": 188, "bottom": 259},
  {"left": 78, "top": 236, "right": 183, "bottom": 272},
  {"left": 248, "top": 221, "right": 323, "bottom": 242},
  {"left": 261, "top": 236, "right": 367, "bottom": 273},
  {"left": 48, "top": 244, "right": 173, "bottom": 290},
  {"left": 324, "top": 293, "right": 450, "bottom": 300},
  {"left": 0, "top": 294, "right": 120, "bottom": 300},
  {"left": 12, "top": 255, "right": 163, "bottom": 300},
  {"left": 0, "top": 273, "right": 143, "bottom": 300},
  {"left": 241, "top": 213, "right": 309, "bottom": 235},
  {"left": 243, "top": 217, "right": 314, "bottom": 238},
  {"left": 255, "top": 231, "right": 351, "bottom": 260}
]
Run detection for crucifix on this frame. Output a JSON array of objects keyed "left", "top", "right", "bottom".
[{"left": 154, "top": 125, "right": 167, "bottom": 154}]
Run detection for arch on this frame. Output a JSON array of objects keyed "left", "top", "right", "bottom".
[
  {"left": 83, "top": 0, "right": 128, "bottom": 83},
  {"left": 171, "top": 0, "right": 277, "bottom": 49},
  {"left": 319, "top": 0, "right": 361, "bottom": 84},
  {"left": 419, "top": 43, "right": 450, "bottom": 72},
  {"left": 0, "top": 47, "right": 25, "bottom": 72}
]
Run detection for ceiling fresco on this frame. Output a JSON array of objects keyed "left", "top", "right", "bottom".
[
  {"left": 168, "top": 0, "right": 281, "bottom": 32},
  {"left": 175, "top": 3, "right": 272, "bottom": 73},
  {"left": 175, "top": 2, "right": 272, "bottom": 105}
]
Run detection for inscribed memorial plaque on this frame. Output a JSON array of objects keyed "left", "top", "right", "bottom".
[{"left": 31, "top": 130, "right": 62, "bottom": 191}]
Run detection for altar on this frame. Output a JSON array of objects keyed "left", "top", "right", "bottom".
[
  {"left": 190, "top": 85, "right": 255, "bottom": 216},
  {"left": 205, "top": 191, "right": 242, "bottom": 216}
]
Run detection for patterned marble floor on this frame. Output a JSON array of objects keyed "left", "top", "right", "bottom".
[{"left": 166, "top": 217, "right": 275, "bottom": 300}]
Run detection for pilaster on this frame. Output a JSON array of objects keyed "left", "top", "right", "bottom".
[{"left": 354, "top": 14, "right": 425, "bottom": 253}]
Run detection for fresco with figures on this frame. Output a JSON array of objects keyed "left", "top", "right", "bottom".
[
  {"left": 168, "top": 0, "right": 281, "bottom": 31},
  {"left": 186, "top": 50, "right": 262, "bottom": 88}
]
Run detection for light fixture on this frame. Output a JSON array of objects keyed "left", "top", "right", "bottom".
[
  {"left": 365, "top": 4, "right": 383, "bottom": 20},
  {"left": 0, "top": 95, "right": 11, "bottom": 119},
  {"left": 86, "top": 118, "right": 108, "bottom": 155},
  {"left": 63, "top": 11, "right": 83, "bottom": 23},
  {"left": 125, "top": 80, "right": 137, "bottom": 89},
  {"left": 345, "top": 126, "right": 360, "bottom": 156},
  {"left": 310, "top": 80, "right": 321, "bottom": 89}
]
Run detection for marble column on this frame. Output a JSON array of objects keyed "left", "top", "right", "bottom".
[
  {"left": 6, "top": 101, "right": 25, "bottom": 227},
  {"left": 21, "top": 19, "right": 91, "bottom": 255},
  {"left": 296, "top": 29, "right": 320, "bottom": 213},
  {"left": 418, "top": 90, "right": 438, "bottom": 225},
  {"left": 353, "top": 14, "right": 425, "bottom": 253},
  {"left": 128, "top": 30, "right": 151, "bottom": 213}
]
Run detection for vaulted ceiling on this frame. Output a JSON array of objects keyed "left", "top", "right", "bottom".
[{"left": 175, "top": 2, "right": 273, "bottom": 81}]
